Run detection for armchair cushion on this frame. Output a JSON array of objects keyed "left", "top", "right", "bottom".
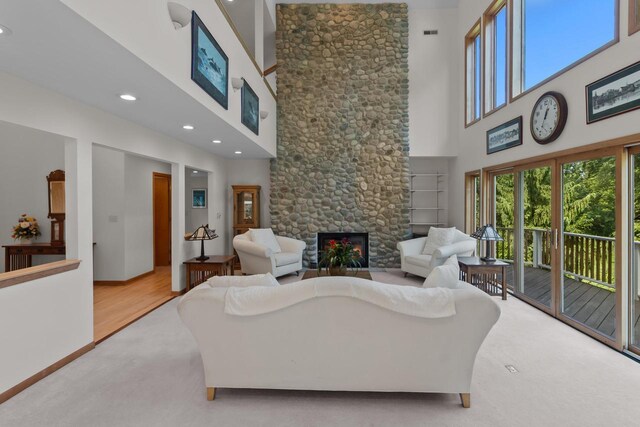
[
  {"left": 249, "top": 228, "right": 282, "bottom": 254},
  {"left": 424, "top": 255, "right": 460, "bottom": 289},
  {"left": 421, "top": 227, "right": 456, "bottom": 255},
  {"left": 405, "top": 255, "right": 432, "bottom": 268},
  {"left": 273, "top": 252, "right": 301, "bottom": 267}
]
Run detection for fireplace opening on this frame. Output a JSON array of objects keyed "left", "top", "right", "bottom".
[{"left": 316, "top": 232, "right": 369, "bottom": 268}]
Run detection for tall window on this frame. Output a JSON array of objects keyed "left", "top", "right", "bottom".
[
  {"left": 513, "top": 0, "right": 617, "bottom": 94},
  {"left": 465, "top": 171, "right": 482, "bottom": 234},
  {"left": 465, "top": 21, "right": 482, "bottom": 126},
  {"left": 484, "top": 0, "right": 508, "bottom": 114}
]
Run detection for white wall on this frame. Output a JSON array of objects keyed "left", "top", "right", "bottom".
[
  {"left": 409, "top": 7, "right": 459, "bottom": 157},
  {"left": 124, "top": 155, "right": 171, "bottom": 279},
  {"left": 92, "top": 145, "right": 126, "bottom": 281},
  {"left": 0, "top": 121, "right": 66, "bottom": 272},
  {"left": 60, "top": 0, "right": 277, "bottom": 157},
  {"left": 449, "top": 0, "right": 640, "bottom": 229},
  {"left": 0, "top": 71, "right": 229, "bottom": 396}
]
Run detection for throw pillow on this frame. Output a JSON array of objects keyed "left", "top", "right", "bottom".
[
  {"left": 207, "top": 273, "right": 280, "bottom": 288},
  {"left": 249, "top": 228, "right": 282, "bottom": 254},
  {"left": 423, "top": 255, "right": 460, "bottom": 289},
  {"left": 421, "top": 227, "right": 456, "bottom": 255}
]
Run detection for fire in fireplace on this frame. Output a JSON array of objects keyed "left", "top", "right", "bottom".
[{"left": 317, "top": 232, "right": 369, "bottom": 268}]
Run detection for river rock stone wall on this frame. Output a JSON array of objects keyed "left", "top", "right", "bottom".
[{"left": 271, "top": 3, "right": 410, "bottom": 267}]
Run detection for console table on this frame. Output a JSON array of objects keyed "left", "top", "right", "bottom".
[
  {"left": 183, "top": 255, "right": 236, "bottom": 291},
  {"left": 458, "top": 256, "right": 508, "bottom": 300},
  {"left": 3, "top": 243, "right": 66, "bottom": 272}
]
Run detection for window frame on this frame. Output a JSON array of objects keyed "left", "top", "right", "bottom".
[
  {"left": 465, "top": 170, "right": 482, "bottom": 234},
  {"left": 510, "top": 0, "right": 620, "bottom": 102},
  {"left": 483, "top": 0, "right": 509, "bottom": 117},
  {"left": 464, "top": 19, "right": 482, "bottom": 127},
  {"left": 631, "top": 0, "right": 640, "bottom": 36}
]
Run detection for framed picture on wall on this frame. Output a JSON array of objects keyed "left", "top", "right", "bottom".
[
  {"left": 241, "top": 80, "right": 259, "bottom": 135},
  {"left": 486, "top": 116, "right": 523, "bottom": 154},
  {"left": 191, "top": 11, "right": 229, "bottom": 109},
  {"left": 586, "top": 60, "right": 640, "bottom": 124},
  {"left": 192, "top": 189, "right": 207, "bottom": 209}
]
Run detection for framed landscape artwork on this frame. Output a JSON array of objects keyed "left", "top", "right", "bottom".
[
  {"left": 241, "top": 80, "right": 259, "bottom": 135},
  {"left": 192, "top": 189, "right": 207, "bottom": 209},
  {"left": 191, "top": 11, "right": 228, "bottom": 109},
  {"left": 586, "top": 61, "right": 640, "bottom": 124},
  {"left": 486, "top": 116, "right": 523, "bottom": 154}
]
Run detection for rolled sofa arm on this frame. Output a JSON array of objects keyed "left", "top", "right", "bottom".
[
  {"left": 233, "top": 238, "right": 273, "bottom": 258},
  {"left": 276, "top": 236, "right": 306, "bottom": 254},
  {"left": 433, "top": 240, "right": 477, "bottom": 260}
]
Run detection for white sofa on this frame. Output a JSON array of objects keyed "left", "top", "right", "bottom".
[
  {"left": 398, "top": 229, "right": 476, "bottom": 278},
  {"left": 233, "top": 231, "right": 306, "bottom": 277},
  {"left": 178, "top": 278, "right": 500, "bottom": 408}
]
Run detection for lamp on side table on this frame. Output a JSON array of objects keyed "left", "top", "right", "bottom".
[{"left": 185, "top": 224, "right": 218, "bottom": 261}]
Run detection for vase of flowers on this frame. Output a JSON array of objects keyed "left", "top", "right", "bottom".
[
  {"left": 12, "top": 214, "right": 41, "bottom": 243},
  {"left": 318, "top": 238, "right": 362, "bottom": 276}
]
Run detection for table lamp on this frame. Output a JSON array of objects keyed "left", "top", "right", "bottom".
[
  {"left": 185, "top": 224, "right": 218, "bottom": 261},
  {"left": 471, "top": 224, "right": 503, "bottom": 263}
]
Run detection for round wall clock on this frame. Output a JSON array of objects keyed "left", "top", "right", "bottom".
[{"left": 530, "top": 91, "right": 568, "bottom": 144}]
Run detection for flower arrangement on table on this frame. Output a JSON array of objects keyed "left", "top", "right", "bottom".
[
  {"left": 11, "top": 214, "right": 41, "bottom": 242},
  {"left": 317, "top": 238, "right": 362, "bottom": 276}
]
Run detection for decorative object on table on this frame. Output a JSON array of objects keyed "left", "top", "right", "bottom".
[
  {"left": 192, "top": 189, "right": 207, "bottom": 208},
  {"left": 46, "top": 169, "right": 65, "bottom": 246},
  {"left": 11, "top": 214, "right": 41, "bottom": 243},
  {"left": 241, "top": 80, "right": 259, "bottom": 135},
  {"left": 486, "top": 116, "right": 523, "bottom": 154},
  {"left": 630, "top": 0, "right": 640, "bottom": 36},
  {"left": 471, "top": 224, "right": 503, "bottom": 263},
  {"left": 317, "top": 238, "right": 362, "bottom": 276},
  {"left": 185, "top": 224, "right": 218, "bottom": 261},
  {"left": 586, "top": 60, "right": 640, "bottom": 124},
  {"left": 191, "top": 11, "right": 229, "bottom": 109},
  {"left": 530, "top": 91, "right": 568, "bottom": 144}
]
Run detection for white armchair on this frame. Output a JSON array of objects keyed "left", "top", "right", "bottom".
[
  {"left": 397, "top": 229, "right": 476, "bottom": 278},
  {"left": 233, "top": 231, "right": 306, "bottom": 278}
]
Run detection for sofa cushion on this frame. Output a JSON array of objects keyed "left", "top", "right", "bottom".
[
  {"left": 405, "top": 254, "right": 432, "bottom": 268},
  {"left": 249, "top": 228, "right": 282, "bottom": 254},
  {"left": 273, "top": 252, "right": 300, "bottom": 267},
  {"left": 207, "top": 273, "right": 279, "bottom": 288},
  {"left": 424, "top": 255, "right": 460, "bottom": 289},
  {"left": 422, "top": 227, "right": 456, "bottom": 255}
]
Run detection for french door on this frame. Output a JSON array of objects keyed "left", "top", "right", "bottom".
[{"left": 489, "top": 149, "right": 622, "bottom": 349}]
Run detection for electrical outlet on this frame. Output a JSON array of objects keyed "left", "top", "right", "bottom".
[{"left": 505, "top": 364, "right": 519, "bottom": 373}]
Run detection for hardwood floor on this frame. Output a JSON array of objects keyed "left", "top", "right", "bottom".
[{"left": 93, "top": 266, "right": 174, "bottom": 343}]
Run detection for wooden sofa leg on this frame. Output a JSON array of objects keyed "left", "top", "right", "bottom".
[
  {"left": 207, "top": 387, "right": 216, "bottom": 401},
  {"left": 460, "top": 393, "right": 470, "bottom": 408}
]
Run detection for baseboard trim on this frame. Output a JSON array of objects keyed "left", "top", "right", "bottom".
[
  {"left": 93, "top": 270, "right": 155, "bottom": 286},
  {"left": 0, "top": 342, "right": 95, "bottom": 404},
  {"left": 171, "top": 289, "right": 186, "bottom": 297}
]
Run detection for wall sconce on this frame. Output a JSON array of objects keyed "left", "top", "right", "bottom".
[
  {"left": 231, "top": 77, "right": 244, "bottom": 91},
  {"left": 260, "top": 110, "right": 269, "bottom": 120},
  {"left": 167, "top": 2, "right": 191, "bottom": 29}
]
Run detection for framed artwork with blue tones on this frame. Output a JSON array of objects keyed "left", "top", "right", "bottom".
[
  {"left": 241, "top": 80, "right": 259, "bottom": 135},
  {"left": 192, "top": 189, "right": 207, "bottom": 209},
  {"left": 191, "top": 11, "right": 228, "bottom": 109}
]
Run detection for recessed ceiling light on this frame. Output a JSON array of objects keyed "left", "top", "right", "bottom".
[
  {"left": 119, "top": 94, "right": 137, "bottom": 101},
  {"left": 193, "top": 170, "right": 199, "bottom": 174},
  {"left": 183, "top": 125, "right": 194, "bottom": 130},
  {"left": 234, "top": 151, "right": 242, "bottom": 154},
  {"left": 212, "top": 139, "right": 222, "bottom": 144},
  {"left": 0, "top": 25, "right": 12, "bottom": 36}
]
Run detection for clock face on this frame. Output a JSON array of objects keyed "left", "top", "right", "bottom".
[{"left": 530, "top": 92, "right": 567, "bottom": 144}]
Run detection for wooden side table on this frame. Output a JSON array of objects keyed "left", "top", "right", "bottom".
[
  {"left": 3, "top": 243, "right": 66, "bottom": 272},
  {"left": 183, "top": 255, "right": 236, "bottom": 292},
  {"left": 458, "top": 256, "right": 508, "bottom": 300}
]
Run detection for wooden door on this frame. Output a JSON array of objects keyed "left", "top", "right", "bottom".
[{"left": 153, "top": 173, "right": 171, "bottom": 267}]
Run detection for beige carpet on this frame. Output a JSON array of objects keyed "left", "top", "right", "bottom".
[{"left": 2, "top": 269, "right": 640, "bottom": 426}]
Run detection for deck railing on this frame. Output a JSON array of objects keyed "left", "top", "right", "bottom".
[{"left": 495, "top": 227, "right": 616, "bottom": 289}]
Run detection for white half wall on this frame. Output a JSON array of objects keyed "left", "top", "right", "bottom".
[{"left": 0, "top": 121, "right": 66, "bottom": 272}]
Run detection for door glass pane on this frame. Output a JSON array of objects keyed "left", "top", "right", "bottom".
[
  {"left": 521, "top": 166, "right": 552, "bottom": 307},
  {"left": 494, "top": 174, "right": 515, "bottom": 289},
  {"left": 561, "top": 157, "right": 616, "bottom": 338},
  {"left": 474, "top": 176, "right": 481, "bottom": 232},
  {"left": 631, "top": 154, "right": 640, "bottom": 349}
]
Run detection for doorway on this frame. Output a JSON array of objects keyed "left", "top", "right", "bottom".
[{"left": 153, "top": 172, "right": 172, "bottom": 267}]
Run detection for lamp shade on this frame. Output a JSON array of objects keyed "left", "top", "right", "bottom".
[
  {"left": 471, "top": 224, "right": 503, "bottom": 241},
  {"left": 185, "top": 224, "right": 218, "bottom": 261}
]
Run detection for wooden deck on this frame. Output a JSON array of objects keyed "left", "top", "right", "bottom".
[{"left": 503, "top": 266, "right": 640, "bottom": 344}]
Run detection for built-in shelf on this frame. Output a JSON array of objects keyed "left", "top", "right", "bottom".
[
  {"left": 410, "top": 190, "right": 445, "bottom": 192},
  {"left": 410, "top": 174, "right": 448, "bottom": 177},
  {"left": 410, "top": 208, "right": 446, "bottom": 210},
  {"left": 410, "top": 222, "right": 447, "bottom": 226},
  {"left": 409, "top": 165, "right": 447, "bottom": 234}
]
